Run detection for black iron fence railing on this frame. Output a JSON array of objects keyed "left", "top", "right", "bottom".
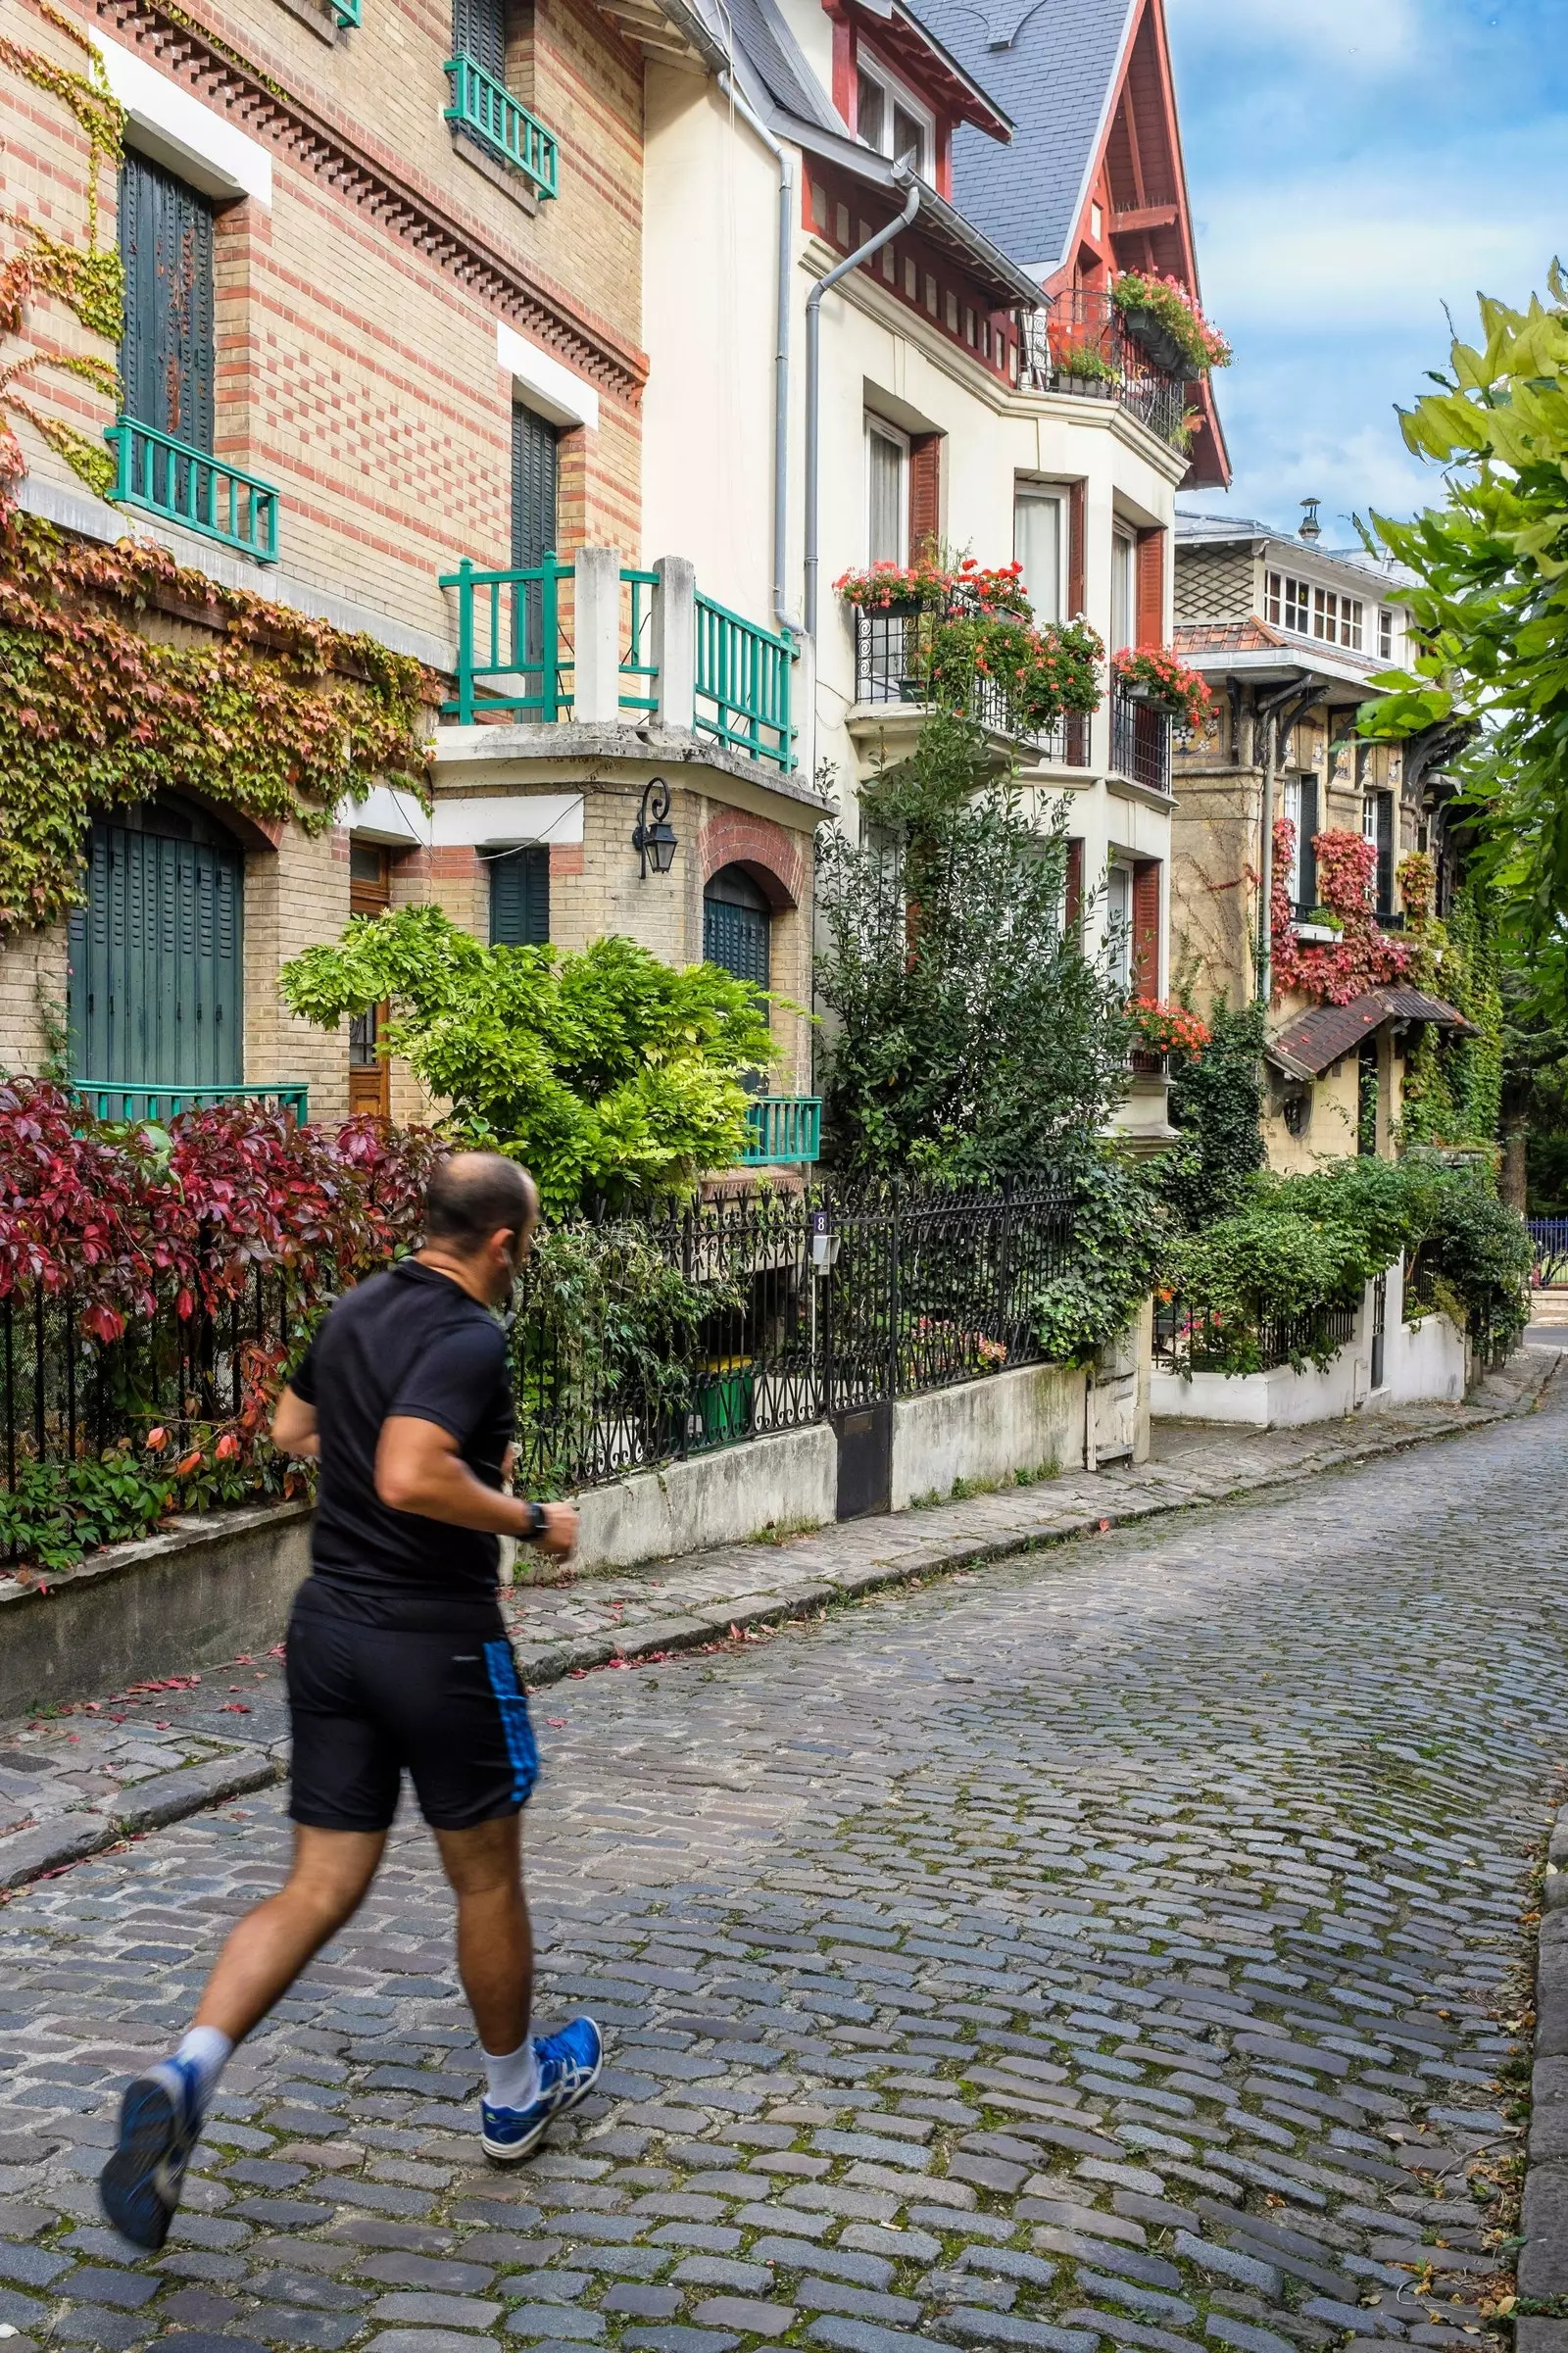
[
  {"left": 510, "top": 1178, "right": 1074, "bottom": 1496},
  {"left": 1110, "top": 688, "right": 1171, "bottom": 795},
  {"left": 1021, "top": 289, "right": 1191, "bottom": 453},
  {"left": 1530, "top": 1217, "right": 1568, "bottom": 1289},
  {"left": 0, "top": 1272, "right": 294, "bottom": 1563},
  {"left": 853, "top": 606, "right": 1088, "bottom": 762},
  {"left": 1153, "top": 1293, "right": 1358, "bottom": 1376}
]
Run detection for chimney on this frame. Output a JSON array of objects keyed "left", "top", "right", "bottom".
[{"left": 1298, "top": 497, "right": 1323, "bottom": 544}]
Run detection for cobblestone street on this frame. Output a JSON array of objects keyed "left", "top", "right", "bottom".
[{"left": 0, "top": 1382, "right": 1563, "bottom": 2353}]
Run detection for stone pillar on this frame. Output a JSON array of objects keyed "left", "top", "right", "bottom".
[
  {"left": 572, "top": 547, "right": 622, "bottom": 723},
  {"left": 652, "top": 555, "right": 697, "bottom": 733}
]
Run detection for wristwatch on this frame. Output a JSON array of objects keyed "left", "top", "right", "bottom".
[{"left": 519, "top": 1499, "right": 549, "bottom": 1542}]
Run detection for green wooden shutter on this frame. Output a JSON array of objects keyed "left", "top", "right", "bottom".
[
  {"left": 511, "top": 405, "right": 559, "bottom": 569},
  {"left": 118, "top": 151, "right": 215, "bottom": 450},
  {"left": 490, "top": 848, "right": 550, "bottom": 945},
  {"left": 704, "top": 868, "right": 772, "bottom": 988},
  {"left": 453, "top": 0, "right": 506, "bottom": 76},
  {"left": 68, "top": 812, "right": 242, "bottom": 1086},
  {"left": 1298, "top": 777, "right": 1319, "bottom": 909}
]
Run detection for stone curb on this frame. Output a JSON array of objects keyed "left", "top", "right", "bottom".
[
  {"left": 1524, "top": 1800, "right": 1568, "bottom": 2300},
  {"left": 0, "top": 1349, "right": 1557, "bottom": 1901}
]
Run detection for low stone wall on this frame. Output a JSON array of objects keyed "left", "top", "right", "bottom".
[
  {"left": 571, "top": 1424, "right": 838, "bottom": 1573},
  {"left": 890, "top": 1362, "right": 1088, "bottom": 1511},
  {"left": 0, "top": 1500, "right": 312, "bottom": 1723}
]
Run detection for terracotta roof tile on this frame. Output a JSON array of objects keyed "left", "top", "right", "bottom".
[{"left": 1173, "top": 618, "right": 1288, "bottom": 656}]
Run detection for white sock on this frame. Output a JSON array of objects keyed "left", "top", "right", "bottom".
[
  {"left": 174, "top": 2026, "right": 233, "bottom": 2108},
  {"left": 483, "top": 2038, "right": 540, "bottom": 2111}
]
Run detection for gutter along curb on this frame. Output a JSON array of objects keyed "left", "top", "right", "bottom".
[{"left": 0, "top": 1351, "right": 1557, "bottom": 1899}]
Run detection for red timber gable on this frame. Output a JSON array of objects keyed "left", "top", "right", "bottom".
[{"left": 1045, "top": 0, "right": 1229, "bottom": 491}]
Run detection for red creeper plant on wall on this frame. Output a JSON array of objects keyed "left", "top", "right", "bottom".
[{"left": 1271, "top": 820, "right": 1411, "bottom": 1005}]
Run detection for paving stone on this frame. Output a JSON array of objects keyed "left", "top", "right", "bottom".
[
  {"left": 368, "top": 2295, "right": 503, "bottom": 2327},
  {"left": 691, "top": 2298, "right": 797, "bottom": 2332}
]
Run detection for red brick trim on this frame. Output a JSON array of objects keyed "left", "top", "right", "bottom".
[
  {"left": 697, "top": 813, "right": 807, "bottom": 909},
  {"left": 86, "top": 0, "right": 648, "bottom": 399}
]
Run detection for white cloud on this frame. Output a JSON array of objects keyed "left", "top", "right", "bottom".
[{"left": 1168, "top": 0, "right": 1420, "bottom": 72}]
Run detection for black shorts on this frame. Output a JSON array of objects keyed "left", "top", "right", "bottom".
[{"left": 285, "top": 1583, "right": 540, "bottom": 1834}]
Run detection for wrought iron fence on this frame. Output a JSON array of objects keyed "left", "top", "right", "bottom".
[
  {"left": 1153, "top": 1293, "right": 1359, "bottom": 1376},
  {"left": 509, "top": 1178, "right": 1075, "bottom": 1496},
  {"left": 0, "top": 1271, "right": 293, "bottom": 1561},
  {"left": 1530, "top": 1217, "right": 1568, "bottom": 1288}
]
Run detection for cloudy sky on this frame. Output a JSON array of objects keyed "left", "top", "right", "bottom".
[{"left": 1166, "top": 0, "right": 1567, "bottom": 541}]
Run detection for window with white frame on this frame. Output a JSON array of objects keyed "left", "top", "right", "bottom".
[
  {"left": 855, "top": 55, "right": 932, "bottom": 179},
  {"left": 1110, "top": 529, "right": 1135, "bottom": 655},
  {"left": 1014, "top": 487, "right": 1062, "bottom": 624},
  {"left": 1377, "top": 606, "right": 1398, "bottom": 662},
  {"left": 865, "top": 417, "right": 907, "bottom": 566},
  {"left": 1265, "top": 569, "right": 1364, "bottom": 651}
]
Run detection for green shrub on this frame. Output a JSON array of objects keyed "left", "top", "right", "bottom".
[{"left": 1027, "top": 1149, "right": 1167, "bottom": 1366}]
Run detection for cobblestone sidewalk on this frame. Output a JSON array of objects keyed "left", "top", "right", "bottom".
[
  {"left": 0, "top": 1355, "right": 1560, "bottom": 2353},
  {"left": 0, "top": 1349, "right": 1554, "bottom": 1897}
]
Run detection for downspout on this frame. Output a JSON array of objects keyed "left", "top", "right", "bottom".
[
  {"left": 804, "top": 170, "right": 921, "bottom": 638},
  {"left": 717, "top": 72, "right": 794, "bottom": 638},
  {"left": 1255, "top": 679, "right": 1320, "bottom": 1005}
]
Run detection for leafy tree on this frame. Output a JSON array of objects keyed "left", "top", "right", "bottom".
[
  {"left": 814, "top": 713, "right": 1132, "bottom": 1186},
  {"left": 1160, "top": 1000, "right": 1266, "bottom": 1229},
  {"left": 280, "top": 907, "right": 778, "bottom": 1215},
  {"left": 1358, "top": 269, "right": 1568, "bottom": 1011}
]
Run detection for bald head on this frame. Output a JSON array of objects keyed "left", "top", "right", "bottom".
[{"left": 424, "top": 1152, "right": 539, "bottom": 1258}]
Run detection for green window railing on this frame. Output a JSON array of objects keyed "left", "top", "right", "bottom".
[
  {"left": 330, "top": 0, "right": 361, "bottom": 22},
  {"left": 695, "top": 592, "right": 795, "bottom": 772},
  {"left": 742, "top": 1096, "right": 821, "bottom": 1165},
  {"left": 440, "top": 556, "right": 574, "bottom": 722},
  {"left": 619, "top": 567, "right": 659, "bottom": 714},
  {"left": 75, "top": 1081, "right": 310, "bottom": 1125},
  {"left": 105, "top": 418, "right": 279, "bottom": 562},
  {"left": 444, "top": 54, "right": 559, "bottom": 200}
]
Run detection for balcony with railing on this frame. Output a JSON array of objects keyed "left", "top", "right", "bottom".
[
  {"left": 741, "top": 1095, "right": 822, "bottom": 1166},
  {"left": 105, "top": 419, "right": 279, "bottom": 561},
  {"left": 444, "top": 54, "right": 559, "bottom": 198},
  {"left": 1021, "top": 289, "right": 1192, "bottom": 456},
  {"left": 851, "top": 605, "right": 1089, "bottom": 765},
  {"left": 1109, "top": 688, "right": 1171, "bottom": 796},
  {"left": 439, "top": 550, "right": 797, "bottom": 777},
  {"left": 74, "top": 1081, "right": 309, "bottom": 1125}
]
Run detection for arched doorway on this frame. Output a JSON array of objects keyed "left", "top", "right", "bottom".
[
  {"left": 68, "top": 797, "right": 244, "bottom": 1089},
  {"left": 703, "top": 863, "right": 772, "bottom": 988}
]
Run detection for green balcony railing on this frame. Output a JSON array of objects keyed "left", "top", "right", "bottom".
[
  {"left": 330, "top": 0, "right": 361, "bottom": 22},
  {"left": 444, "top": 54, "right": 559, "bottom": 199},
  {"left": 441, "top": 556, "right": 574, "bottom": 721},
  {"left": 742, "top": 1095, "right": 821, "bottom": 1165},
  {"left": 105, "top": 418, "right": 279, "bottom": 562},
  {"left": 695, "top": 591, "right": 795, "bottom": 773},
  {"left": 75, "top": 1081, "right": 310, "bottom": 1126}
]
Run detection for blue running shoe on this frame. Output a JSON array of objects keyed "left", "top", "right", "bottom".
[
  {"left": 481, "top": 2015, "right": 604, "bottom": 2163},
  {"left": 99, "top": 2056, "right": 205, "bottom": 2249}
]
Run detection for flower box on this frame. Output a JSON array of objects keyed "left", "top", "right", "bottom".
[{"left": 1118, "top": 306, "right": 1192, "bottom": 379}]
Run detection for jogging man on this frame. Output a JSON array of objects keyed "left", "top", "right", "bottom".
[{"left": 100, "top": 1152, "right": 602, "bottom": 2252}]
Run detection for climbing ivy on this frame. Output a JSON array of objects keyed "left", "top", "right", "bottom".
[
  {"left": 1, "top": 3, "right": 126, "bottom": 496},
  {"left": 0, "top": 496, "right": 435, "bottom": 929},
  {"left": 1396, "top": 858, "right": 1504, "bottom": 1150}
]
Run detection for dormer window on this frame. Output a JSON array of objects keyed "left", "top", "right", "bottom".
[
  {"left": 856, "top": 55, "right": 932, "bottom": 179},
  {"left": 1266, "top": 569, "right": 1363, "bottom": 652}
]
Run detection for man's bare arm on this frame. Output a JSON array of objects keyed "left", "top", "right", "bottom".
[
  {"left": 271, "top": 1385, "right": 320, "bottom": 1461},
  {"left": 375, "top": 1416, "right": 576, "bottom": 1554}
]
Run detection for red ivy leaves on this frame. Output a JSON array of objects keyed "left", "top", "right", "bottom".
[
  {"left": 1271, "top": 820, "right": 1412, "bottom": 1006},
  {"left": 0, "top": 1081, "right": 442, "bottom": 1328}
]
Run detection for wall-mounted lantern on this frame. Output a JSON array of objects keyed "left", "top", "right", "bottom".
[{"left": 632, "top": 778, "right": 677, "bottom": 879}]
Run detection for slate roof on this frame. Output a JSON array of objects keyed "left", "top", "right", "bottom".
[
  {"left": 904, "top": 0, "right": 1134, "bottom": 270},
  {"left": 710, "top": 0, "right": 846, "bottom": 131},
  {"left": 1266, "top": 987, "right": 1467, "bottom": 1080}
]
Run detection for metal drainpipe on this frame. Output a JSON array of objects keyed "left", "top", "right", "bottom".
[
  {"left": 804, "top": 172, "right": 921, "bottom": 639},
  {"left": 1256, "top": 679, "right": 1319, "bottom": 1004},
  {"left": 717, "top": 73, "right": 795, "bottom": 639}
]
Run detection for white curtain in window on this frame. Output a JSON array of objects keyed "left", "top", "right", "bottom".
[
  {"left": 1111, "top": 533, "right": 1135, "bottom": 654},
  {"left": 1105, "top": 862, "right": 1132, "bottom": 989},
  {"left": 866, "top": 426, "right": 906, "bottom": 566},
  {"left": 1014, "top": 493, "right": 1061, "bottom": 623},
  {"left": 1284, "top": 777, "right": 1304, "bottom": 901}
]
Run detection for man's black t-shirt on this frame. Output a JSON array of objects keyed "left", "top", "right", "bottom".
[{"left": 291, "top": 1258, "right": 514, "bottom": 1616}]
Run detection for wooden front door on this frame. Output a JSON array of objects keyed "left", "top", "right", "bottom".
[{"left": 348, "top": 843, "right": 392, "bottom": 1118}]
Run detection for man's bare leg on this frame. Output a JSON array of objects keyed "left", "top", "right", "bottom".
[
  {"left": 100, "top": 1826, "right": 384, "bottom": 2249},
  {"left": 433, "top": 1813, "right": 534, "bottom": 2056}
]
